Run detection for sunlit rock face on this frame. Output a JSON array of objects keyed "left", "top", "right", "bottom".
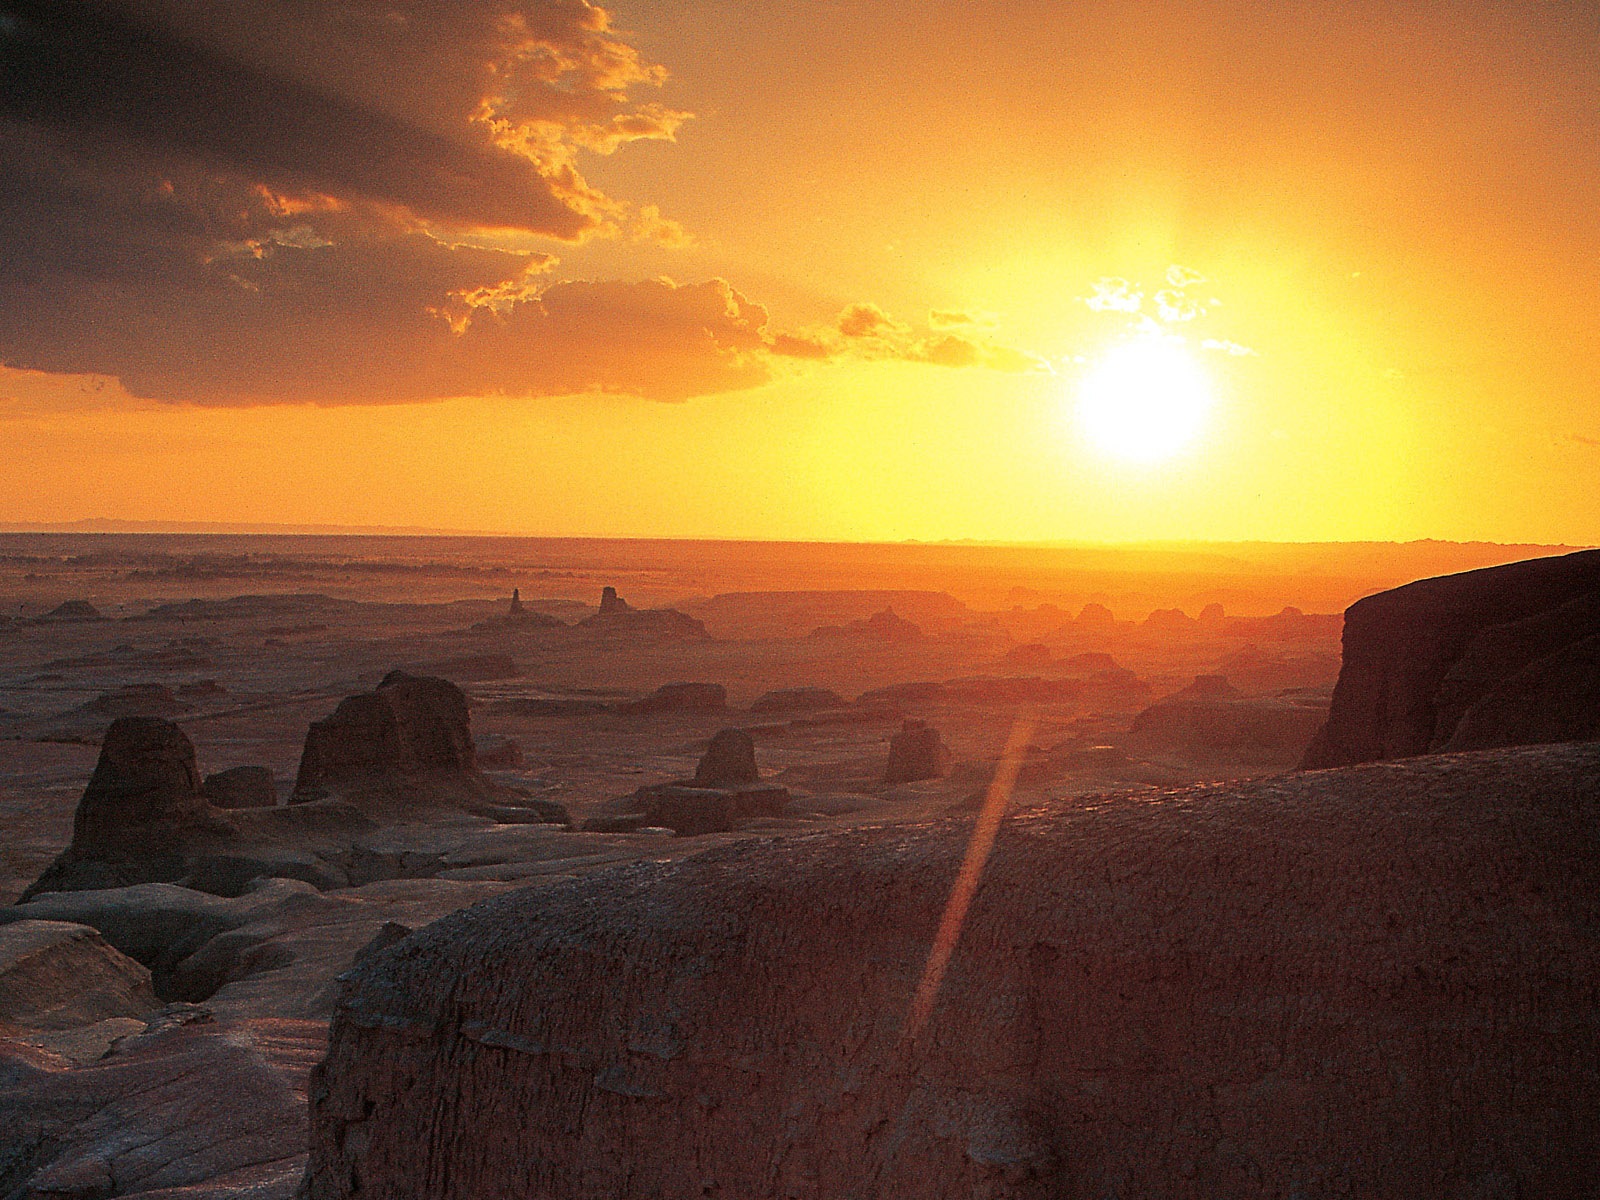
[
  {"left": 306, "top": 743, "right": 1600, "bottom": 1199},
  {"left": 1302, "top": 548, "right": 1600, "bottom": 767}
]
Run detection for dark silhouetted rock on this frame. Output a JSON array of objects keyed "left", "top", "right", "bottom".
[
  {"left": 640, "top": 786, "right": 737, "bottom": 836},
  {"left": 883, "top": 718, "right": 947, "bottom": 783},
  {"left": 615, "top": 681, "right": 727, "bottom": 715},
  {"left": 293, "top": 672, "right": 475, "bottom": 802},
  {"left": 580, "top": 588, "right": 709, "bottom": 639},
  {"left": 69, "top": 717, "right": 215, "bottom": 855},
  {"left": 0, "top": 920, "right": 157, "bottom": 1030},
  {"left": 693, "top": 728, "right": 759, "bottom": 787},
  {"left": 1445, "top": 633, "right": 1600, "bottom": 751},
  {"left": 201, "top": 765, "right": 279, "bottom": 810},
  {"left": 307, "top": 743, "right": 1600, "bottom": 1200},
  {"left": 35, "top": 599, "right": 106, "bottom": 623},
  {"left": 468, "top": 594, "right": 564, "bottom": 632},
  {"left": 1303, "top": 549, "right": 1600, "bottom": 768},
  {"left": 748, "top": 686, "right": 846, "bottom": 713},
  {"left": 290, "top": 672, "right": 567, "bottom": 826}
]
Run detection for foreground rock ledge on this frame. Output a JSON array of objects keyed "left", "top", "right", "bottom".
[{"left": 307, "top": 744, "right": 1600, "bottom": 1200}]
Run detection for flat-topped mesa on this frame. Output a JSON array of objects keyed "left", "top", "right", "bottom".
[
  {"left": 293, "top": 671, "right": 475, "bottom": 803},
  {"left": 1303, "top": 548, "right": 1600, "bottom": 768},
  {"left": 583, "top": 725, "right": 787, "bottom": 836},
  {"left": 307, "top": 743, "right": 1600, "bottom": 1200}
]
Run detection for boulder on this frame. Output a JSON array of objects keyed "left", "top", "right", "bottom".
[
  {"left": 201, "top": 765, "right": 279, "bottom": 810},
  {"left": 748, "top": 686, "right": 847, "bottom": 713},
  {"left": 306, "top": 743, "right": 1600, "bottom": 1200},
  {"left": 0, "top": 920, "right": 157, "bottom": 1031},
  {"left": 693, "top": 728, "right": 759, "bottom": 787},
  {"left": 293, "top": 671, "right": 475, "bottom": 802},
  {"left": 1302, "top": 549, "right": 1600, "bottom": 767},
  {"left": 615, "top": 681, "right": 727, "bottom": 716},
  {"left": 883, "top": 718, "right": 947, "bottom": 784}
]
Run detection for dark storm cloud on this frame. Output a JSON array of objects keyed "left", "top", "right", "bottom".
[
  {"left": 0, "top": 0, "right": 587, "bottom": 235},
  {"left": 0, "top": 1, "right": 1038, "bottom": 404}
]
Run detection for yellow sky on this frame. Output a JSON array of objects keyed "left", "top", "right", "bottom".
[{"left": 1, "top": 0, "right": 1596, "bottom": 543}]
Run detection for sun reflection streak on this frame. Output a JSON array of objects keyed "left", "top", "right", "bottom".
[{"left": 902, "top": 711, "right": 1037, "bottom": 1044}]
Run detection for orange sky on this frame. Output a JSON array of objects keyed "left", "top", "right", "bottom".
[{"left": 0, "top": 0, "right": 1596, "bottom": 543}]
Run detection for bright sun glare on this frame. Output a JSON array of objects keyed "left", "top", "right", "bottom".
[{"left": 1076, "top": 334, "right": 1213, "bottom": 463}]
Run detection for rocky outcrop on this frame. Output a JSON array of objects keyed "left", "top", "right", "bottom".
[
  {"left": 201, "top": 765, "right": 279, "bottom": 809},
  {"left": 295, "top": 672, "right": 475, "bottom": 799},
  {"left": 2, "top": 1007, "right": 321, "bottom": 1199},
  {"left": 883, "top": 718, "right": 947, "bottom": 783},
  {"left": 469, "top": 592, "right": 563, "bottom": 632},
  {"left": 1302, "top": 549, "right": 1600, "bottom": 767},
  {"left": 292, "top": 672, "right": 566, "bottom": 824},
  {"left": 35, "top": 598, "right": 106, "bottom": 623},
  {"left": 307, "top": 743, "right": 1600, "bottom": 1200},
  {"left": 61, "top": 717, "right": 223, "bottom": 857},
  {"left": 1127, "top": 676, "right": 1328, "bottom": 766},
  {"left": 0, "top": 920, "right": 157, "bottom": 1030},
  {"left": 810, "top": 607, "right": 924, "bottom": 642},
  {"left": 693, "top": 728, "right": 759, "bottom": 787},
  {"left": 579, "top": 587, "right": 709, "bottom": 638},
  {"left": 585, "top": 727, "right": 787, "bottom": 836},
  {"left": 614, "top": 681, "right": 727, "bottom": 715}
]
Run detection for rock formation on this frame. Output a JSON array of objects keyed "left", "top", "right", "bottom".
[
  {"left": 35, "top": 598, "right": 106, "bottom": 622},
  {"left": 614, "top": 681, "right": 727, "bottom": 715},
  {"left": 1127, "top": 675, "right": 1327, "bottom": 766},
  {"left": 584, "top": 725, "right": 786, "bottom": 835},
  {"left": 579, "top": 587, "right": 710, "bottom": 639},
  {"left": 0, "top": 920, "right": 157, "bottom": 1030},
  {"left": 693, "top": 728, "right": 760, "bottom": 787},
  {"left": 292, "top": 671, "right": 566, "bottom": 824},
  {"left": 292, "top": 672, "right": 476, "bottom": 802},
  {"left": 468, "top": 593, "right": 563, "bottom": 632},
  {"left": 1004, "top": 642, "right": 1053, "bottom": 667},
  {"left": 201, "top": 765, "right": 279, "bottom": 809},
  {"left": 3, "top": 1007, "right": 322, "bottom": 1199},
  {"left": 1302, "top": 548, "right": 1600, "bottom": 767},
  {"left": 306, "top": 743, "right": 1600, "bottom": 1200},
  {"left": 64, "top": 717, "right": 220, "bottom": 856},
  {"left": 810, "top": 607, "right": 924, "bottom": 642},
  {"left": 883, "top": 718, "right": 947, "bottom": 783},
  {"left": 508, "top": 588, "right": 523, "bottom": 615}
]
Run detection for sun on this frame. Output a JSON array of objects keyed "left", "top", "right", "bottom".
[{"left": 1075, "top": 334, "right": 1213, "bottom": 462}]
